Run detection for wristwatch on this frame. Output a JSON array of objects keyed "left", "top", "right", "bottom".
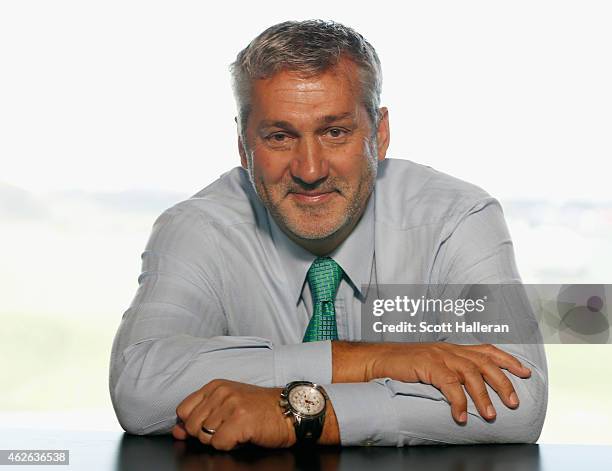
[{"left": 279, "top": 381, "right": 328, "bottom": 445}]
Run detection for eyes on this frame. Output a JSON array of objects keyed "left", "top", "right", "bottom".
[
  {"left": 327, "top": 128, "right": 347, "bottom": 139},
  {"left": 269, "top": 133, "right": 290, "bottom": 143},
  {"left": 264, "top": 128, "right": 350, "bottom": 147}
]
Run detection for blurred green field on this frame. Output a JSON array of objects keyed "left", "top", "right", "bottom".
[{"left": 0, "top": 313, "right": 116, "bottom": 410}]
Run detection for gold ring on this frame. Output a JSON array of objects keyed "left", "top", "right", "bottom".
[{"left": 201, "top": 425, "right": 216, "bottom": 435}]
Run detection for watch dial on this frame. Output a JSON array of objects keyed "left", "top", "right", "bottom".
[{"left": 288, "top": 385, "right": 325, "bottom": 416}]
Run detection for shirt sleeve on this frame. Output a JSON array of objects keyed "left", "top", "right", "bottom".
[
  {"left": 324, "top": 198, "right": 548, "bottom": 446},
  {"left": 109, "top": 205, "right": 332, "bottom": 435}
]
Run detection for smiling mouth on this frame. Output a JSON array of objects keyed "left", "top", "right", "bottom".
[{"left": 289, "top": 190, "right": 337, "bottom": 204}]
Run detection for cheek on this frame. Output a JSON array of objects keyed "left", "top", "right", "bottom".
[
  {"left": 252, "top": 151, "right": 289, "bottom": 184},
  {"left": 330, "top": 137, "right": 375, "bottom": 174},
  {"left": 332, "top": 153, "right": 371, "bottom": 183}
]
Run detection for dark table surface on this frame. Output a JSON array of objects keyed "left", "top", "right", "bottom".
[{"left": 1, "top": 429, "right": 612, "bottom": 470}]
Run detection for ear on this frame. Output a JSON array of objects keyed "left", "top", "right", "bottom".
[{"left": 375, "top": 107, "right": 390, "bottom": 161}]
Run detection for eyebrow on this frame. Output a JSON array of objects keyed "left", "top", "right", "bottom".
[
  {"left": 258, "top": 112, "right": 356, "bottom": 131},
  {"left": 320, "top": 111, "right": 355, "bottom": 124}
]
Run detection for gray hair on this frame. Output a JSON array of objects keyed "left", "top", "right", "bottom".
[{"left": 230, "top": 20, "right": 383, "bottom": 140}]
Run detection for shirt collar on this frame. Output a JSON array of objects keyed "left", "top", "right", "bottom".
[{"left": 268, "top": 193, "right": 375, "bottom": 305}]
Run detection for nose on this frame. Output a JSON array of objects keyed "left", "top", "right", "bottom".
[{"left": 289, "top": 134, "right": 329, "bottom": 185}]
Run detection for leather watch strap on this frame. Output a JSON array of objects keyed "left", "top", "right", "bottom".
[{"left": 294, "top": 412, "right": 325, "bottom": 443}]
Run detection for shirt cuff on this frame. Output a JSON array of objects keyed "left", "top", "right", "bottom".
[
  {"left": 273, "top": 340, "right": 332, "bottom": 386},
  {"left": 323, "top": 380, "right": 399, "bottom": 446}
]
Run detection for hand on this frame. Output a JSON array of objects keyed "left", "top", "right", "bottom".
[
  {"left": 334, "top": 341, "right": 531, "bottom": 424},
  {"left": 172, "top": 379, "right": 296, "bottom": 450},
  {"left": 374, "top": 342, "right": 531, "bottom": 423}
]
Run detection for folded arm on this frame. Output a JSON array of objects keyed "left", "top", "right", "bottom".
[
  {"left": 322, "top": 340, "right": 546, "bottom": 446},
  {"left": 321, "top": 198, "right": 548, "bottom": 445},
  {"left": 109, "top": 207, "right": 335, "bottom": 434},
  {"left": 112, "top": 199, "right": 548, "bottom": 446}
]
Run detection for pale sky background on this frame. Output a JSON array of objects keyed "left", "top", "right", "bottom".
[{"left": 1, "top": 0, "right": 612, "bottom": 445}]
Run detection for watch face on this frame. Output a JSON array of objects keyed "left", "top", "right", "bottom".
[{"left": 288, "top": 385, "right": 326, "bottom": 416}]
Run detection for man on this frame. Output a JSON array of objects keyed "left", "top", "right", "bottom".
[{"left": 109, "top": 20, "right": 547, "bottom": 450}]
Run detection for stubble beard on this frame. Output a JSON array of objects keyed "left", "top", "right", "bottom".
[{"left": 245, "top": 140, "right": 379, "bottom": 242}]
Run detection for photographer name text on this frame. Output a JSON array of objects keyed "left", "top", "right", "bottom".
[{"left": 372, "top": 320, "right": 509, "bottom": 334}]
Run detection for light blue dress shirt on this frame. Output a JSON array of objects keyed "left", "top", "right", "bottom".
[{"left": 109, "top": 158, "right": 548, "bottom": 446}]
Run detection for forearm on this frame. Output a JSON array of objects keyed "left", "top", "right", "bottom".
[
  {"left": 332, "top": 340, "right": 390, "bottom": 383},
  {"left": 110, "top": 327, "right": 333, "bottom": 435},
  {"left": 327, "top": 340, "right": 547, "bottom": 446},
  {"left": 324, "top": 352, "right": 547, "bottom": 446}
]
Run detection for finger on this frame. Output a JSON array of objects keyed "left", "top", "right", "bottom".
[
  {"left": 459, "top": 368, "right": 496, "bottom": 420},
  {"left": 478, "top": 362, "right": 520, "bottom": 409},
  {"left": 197, "top": 423, "right": 219, "bottom": 447},
  {"left": 196, "top": 399, "right": 230, "bottom": 446},
  {"left": 210, "top": 416, "right": 249, "bottom": 451},
  {"left": 171, "top": 423, "right": 188, "bottom": 440},
  {"left": 176, "top": 379, "right": 226, "bottom": 422},
  {"left": 473, "top": 345, "right": 531, "bottom": 378},
  {"left": 184, "top": 387, "right": 229, "bottom": 437},
  {"left": 176, "top": 389, "right": 207, "bottom": 422},
  {"left": 454, "top": 351, "right": 521, "bottom": 409},
  {"left": 431, "top": 368, "right": 468, "bottom": 423}
]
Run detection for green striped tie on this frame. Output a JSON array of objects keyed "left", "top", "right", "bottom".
[{"left": 303, "top": 257, "right": 343, "bottom": 342}]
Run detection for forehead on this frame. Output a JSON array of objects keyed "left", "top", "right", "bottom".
[{"left": 248, "top": 58, "right": 365, "bottom": 122}]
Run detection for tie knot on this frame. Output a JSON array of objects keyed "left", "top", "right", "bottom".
[{"left": 307, "top": 257, "right": 343, "bottom": 303}]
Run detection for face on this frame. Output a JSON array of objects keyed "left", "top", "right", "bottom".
[{"left": 238, "top": 57, "right": 390, "bottom": 250}]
